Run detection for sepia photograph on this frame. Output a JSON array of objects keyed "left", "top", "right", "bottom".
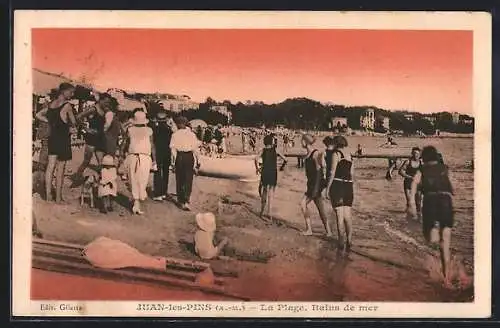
[{"left": 12, "top": 11, "right": 491, "bottom": 318}]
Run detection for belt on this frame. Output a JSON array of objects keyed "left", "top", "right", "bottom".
[
  {"left": 333, "top": 178, "right": 353, "bottom": 183},
  {"left": 129, "top": 153, "right": 150, "bottom": 173}
]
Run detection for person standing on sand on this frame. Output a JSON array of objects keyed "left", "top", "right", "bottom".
[
  {"left": 120, "top": 110, "right": 157, "bottom": 215},
  {"left": 399, "top": 147, "right": 423, "bottom": 218},
  {"left": 300, "top": 134, "right": 333, "bottom": 237},
  {"left": 151, "top": 111, "right": 177, "bottom": 201},
  {"left": 327, "top": 136, "right": 354, "bottom": 250},
  {"left": 323, "top": 136, "right": 335, "bottom": 200},
  {"left": 72, "top": 93, "right": 114, "bottom": 185},
  {"left": 409, "top": 145, "right": 455, "bottom": 288},
  {"left": 35, "top": 83, "right": 77, "bottom": 203},
  {"left": 255, "top": 134, "right": 287, "bottom": 220},
  {"left": 170, "top": 116, "right": 201, "bottom": 211}
]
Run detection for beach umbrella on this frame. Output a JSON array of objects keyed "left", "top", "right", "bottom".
[{"left": 189, "top": 119, "right": 208, "bottom": 129}]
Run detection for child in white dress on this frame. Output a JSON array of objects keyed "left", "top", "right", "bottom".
[
  {"left": 98, "top": 155, "right": 118, "bottom": 213},
  {"left": 194, "top": 212, "right": 228, "bottom": 260}
]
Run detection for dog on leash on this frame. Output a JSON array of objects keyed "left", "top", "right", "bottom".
[{"left": 80, "top": 175, "right": 97, "bottom": 207}]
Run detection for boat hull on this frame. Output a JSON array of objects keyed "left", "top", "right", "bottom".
[{"left": 198, "top": 155, "right": 259, "bottom": 182}]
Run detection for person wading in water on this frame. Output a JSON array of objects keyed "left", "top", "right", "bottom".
[
  {"left": 326, "top": 136, "right": 355, "bottom": 250},
  {"left": 399, "top": 147, "right": 423, "bottom": 219},
  {"left": 409, "top": 146, "right": 455, "bottom": 288},
  {"left": 300, "top": 134, "right": 333, "bottom": 237},
  {"left": 35, "top": 83, "right": 77, "bottom": 203}
]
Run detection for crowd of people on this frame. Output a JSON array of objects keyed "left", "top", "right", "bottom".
[{"left": 33, "top": 82, "right": 458, "bottom": 287}]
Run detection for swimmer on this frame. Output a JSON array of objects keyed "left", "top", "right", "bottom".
[{"left": 399, "top": 147, "right": 423, "bottom": 218}]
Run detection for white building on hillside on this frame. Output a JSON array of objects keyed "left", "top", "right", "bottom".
[
  {"left": 382, "top": 117, "right": 390, "bottom": 130},
  {"left": 360, "top": 108, "right": 375, "bottom": 130},
  {"left": 159, "top": 95, "right": 199, "bottom": 113},
  {"left": 330, "top": 117, "right": 348, "bottom": 130},
  {"left": 452, "top": 112, "right": 460, "bottom": 124}
]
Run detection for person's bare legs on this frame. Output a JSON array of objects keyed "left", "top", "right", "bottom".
[
  {"left": 334, "top": 207, "right": 345, "bottom": 248},
  {"left": 75, "top": 145, "right": 94, "bottom": 176},
  {"left": 267, "top": 187, "right": 275, "bottom": 219},
  {"left": 54, "top": 160, "right": 66, "bottom": 203},
  {"left": 440, "top": 227, "right": 452, "bottom": 286},
  {"left": 343, "top": 206, "right": 353, "bottom": 248},
  {"left": 415, "top": 191, "right": 423, "bottom": 218},
  {"left": 44, "top": 155, "right": 57, "bottom": 201},
  {"left": 404, "top": 188, "right": 412, "bottom": 212},
  {"left": 314, "top": 197, "right": 332, "bottom": 237},
  {"left": 95, "top": 150, "right": 104, "bottom": 171},
  {"left": 259, "top": 186, "right": 268, "bottom": 218},
  {"left": 301, "top": 196, "right": 313, "bottom": 235}
]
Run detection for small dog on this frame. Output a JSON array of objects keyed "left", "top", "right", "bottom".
[{"left": 80, "top": 175, "right": 97, "bottom": 207}]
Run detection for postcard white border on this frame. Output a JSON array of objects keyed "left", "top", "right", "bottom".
[{"left": 13, "top": 10, "right": 492, "bottom": 318}]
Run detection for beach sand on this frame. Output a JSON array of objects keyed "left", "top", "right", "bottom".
[{"left": 31, "top": 134, "right": 474, "bottom": 302}]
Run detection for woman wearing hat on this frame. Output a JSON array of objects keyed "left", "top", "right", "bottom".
[
  {"left": 120, "top": 110, "right": 157, "bottom": 214},
  {"left": 151, "top": 110, "right": 177, "bottom": 201},
  {"left": 35, "top": 82, "right": 77, "bottom": 203},
  {"left": 170, "top": 116, "right": 201, "bottom": 211}
]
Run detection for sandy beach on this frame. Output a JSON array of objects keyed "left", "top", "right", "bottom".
[{"left": 31, "top": 134, "right": 474, "bottom": 302}]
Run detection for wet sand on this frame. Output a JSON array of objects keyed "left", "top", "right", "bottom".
[{"left": 31, "top": 135, "right": 474, "bottom": 302}]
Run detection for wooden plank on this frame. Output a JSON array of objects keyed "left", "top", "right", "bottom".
[
  {"left": 32, "top": 256, "right": 249, "bottom": 301},
  {"left": 32, "top": 248, "right": 225, "bottom": 285},
  {"left": 33, "top": 239, "right": 239, "bottom": 278}
]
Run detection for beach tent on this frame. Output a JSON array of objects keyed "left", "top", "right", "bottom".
[{"left": 189, "top": 119, "right": 208, "bottom": 129}]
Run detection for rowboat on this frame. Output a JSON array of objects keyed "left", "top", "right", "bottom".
[{"left": 198, "top": 155, "right": 259, "bottom": 182}]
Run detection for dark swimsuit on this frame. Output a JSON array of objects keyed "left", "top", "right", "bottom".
[
  {"left": 420, "top": 163, "right": 454, "bottom": 235},
  {"left": 47, "top": 103, "right": 72, "bottom": 161},
  {"left": 85, "top": 111, "right": 106, "bottom": 152},
  {"left": 403, "top": 159, "right": 422, "bottom": 190},
  {"left": 260, "top": 148, "right": 278, "bottom": 187},
  {"left": 304, "top": 149, "right": 324, "bottom": 199},
  {"left": 329, "top": 150, "right": 354, "bottom": 207}
]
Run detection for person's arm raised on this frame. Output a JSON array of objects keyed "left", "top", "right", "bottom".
[
  {"left": 398, "top": 160, "right": 410, "bottom": 179},
  {"left": 75, "top": 106, "right": 96, "bottom": 122}
]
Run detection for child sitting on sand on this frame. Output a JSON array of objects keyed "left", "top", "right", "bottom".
[
  {"left": 98, "top": 155, "right": 118, "bottom": 213},
  {"left": 194, "top": 212, "right": 228, "bottom": 260}
]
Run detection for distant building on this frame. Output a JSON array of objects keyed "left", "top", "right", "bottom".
[
  {"left": 404, "top": 114, "right": 414, "bottom": 121},
  {"left": 107, "top": 88, "right": 146, "bottom": 111},
  {"left": 330, "top": 117, "right": 348, "bottom": 130},
  {"left": 423, "top": 115, "right": 436, "bottom": 124},
  {"left": 360, "top": 109, "right": 375, "bottom": 130},
  {"left": 452, "top": 112, "right": 460, "bottom": 124},
  {"left": 382, "top": 117, "right": 390, "bottom": 130},
  {"left": 210, "top": 105, "right": 232, "bottom": 123},
  {"left": 159, "top": 95, "right": 199, "bottom": 113},
  {"left": 459, "top": 115, "right": 474, "bottom": 125}
]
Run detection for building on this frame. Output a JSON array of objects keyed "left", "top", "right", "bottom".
[
  {"left": 382, "top": 117, "right": 390, "bottom": 130},
  {"left": 452, "top": 112, "right": 460, "bottom": 124},
  {"left": 360, "top": 108, "right": 375, "bottom": 130},
  {"left": 404, "top": 114, "right": 414, "bottom": 121},
  {"left": 330, "top": 117, "right": 348, "bottom": 130},
  {"left": 210, "top": 105, "right": 232, "bottom": 123},
  {"left": 107, "top": 88, "right": 146, "bottom": 111},
  {"left": 159, "top": 95, "right": 199, "bottom": 113},
  {"left": 423, "top": 115, "right": 436, "bottom": 124}
]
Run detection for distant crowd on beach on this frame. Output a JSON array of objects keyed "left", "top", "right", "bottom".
[{"left": 33, "top": 82, "right": 462, "bottom": 288}]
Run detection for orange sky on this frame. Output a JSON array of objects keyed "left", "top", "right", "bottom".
[{"left": 32, "top": 29, "right": 472, "bottom": 114}]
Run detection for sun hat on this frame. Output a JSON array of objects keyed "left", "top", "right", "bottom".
[
  {"left": 131, "top": 110, "right": 149, "bottom": 125},
  {"left": 195, "top": 212, "right": 216, "bottom": 232},
  {"left": 156, "top": 111, "right": 168, "bottom": 120},
  {"left": 102, "top": 155, "right": 115, "bottom": 166}
]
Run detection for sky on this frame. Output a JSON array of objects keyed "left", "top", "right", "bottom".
[{"left": 32, "top": 29, "right": 473, "bottom": 114}]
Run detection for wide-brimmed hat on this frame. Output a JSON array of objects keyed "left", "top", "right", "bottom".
[
  {"left": 102, "top": 155, "right": 114, "bottom": 166},
  {"left": 156, "top": 111, "right": 168, "bottom": 120},
  {"left": 195, "top": 212, "right": 216, "bottom": 232},
  {"left": 131, "top": 110, "right": 149, "bottom": 125}
]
